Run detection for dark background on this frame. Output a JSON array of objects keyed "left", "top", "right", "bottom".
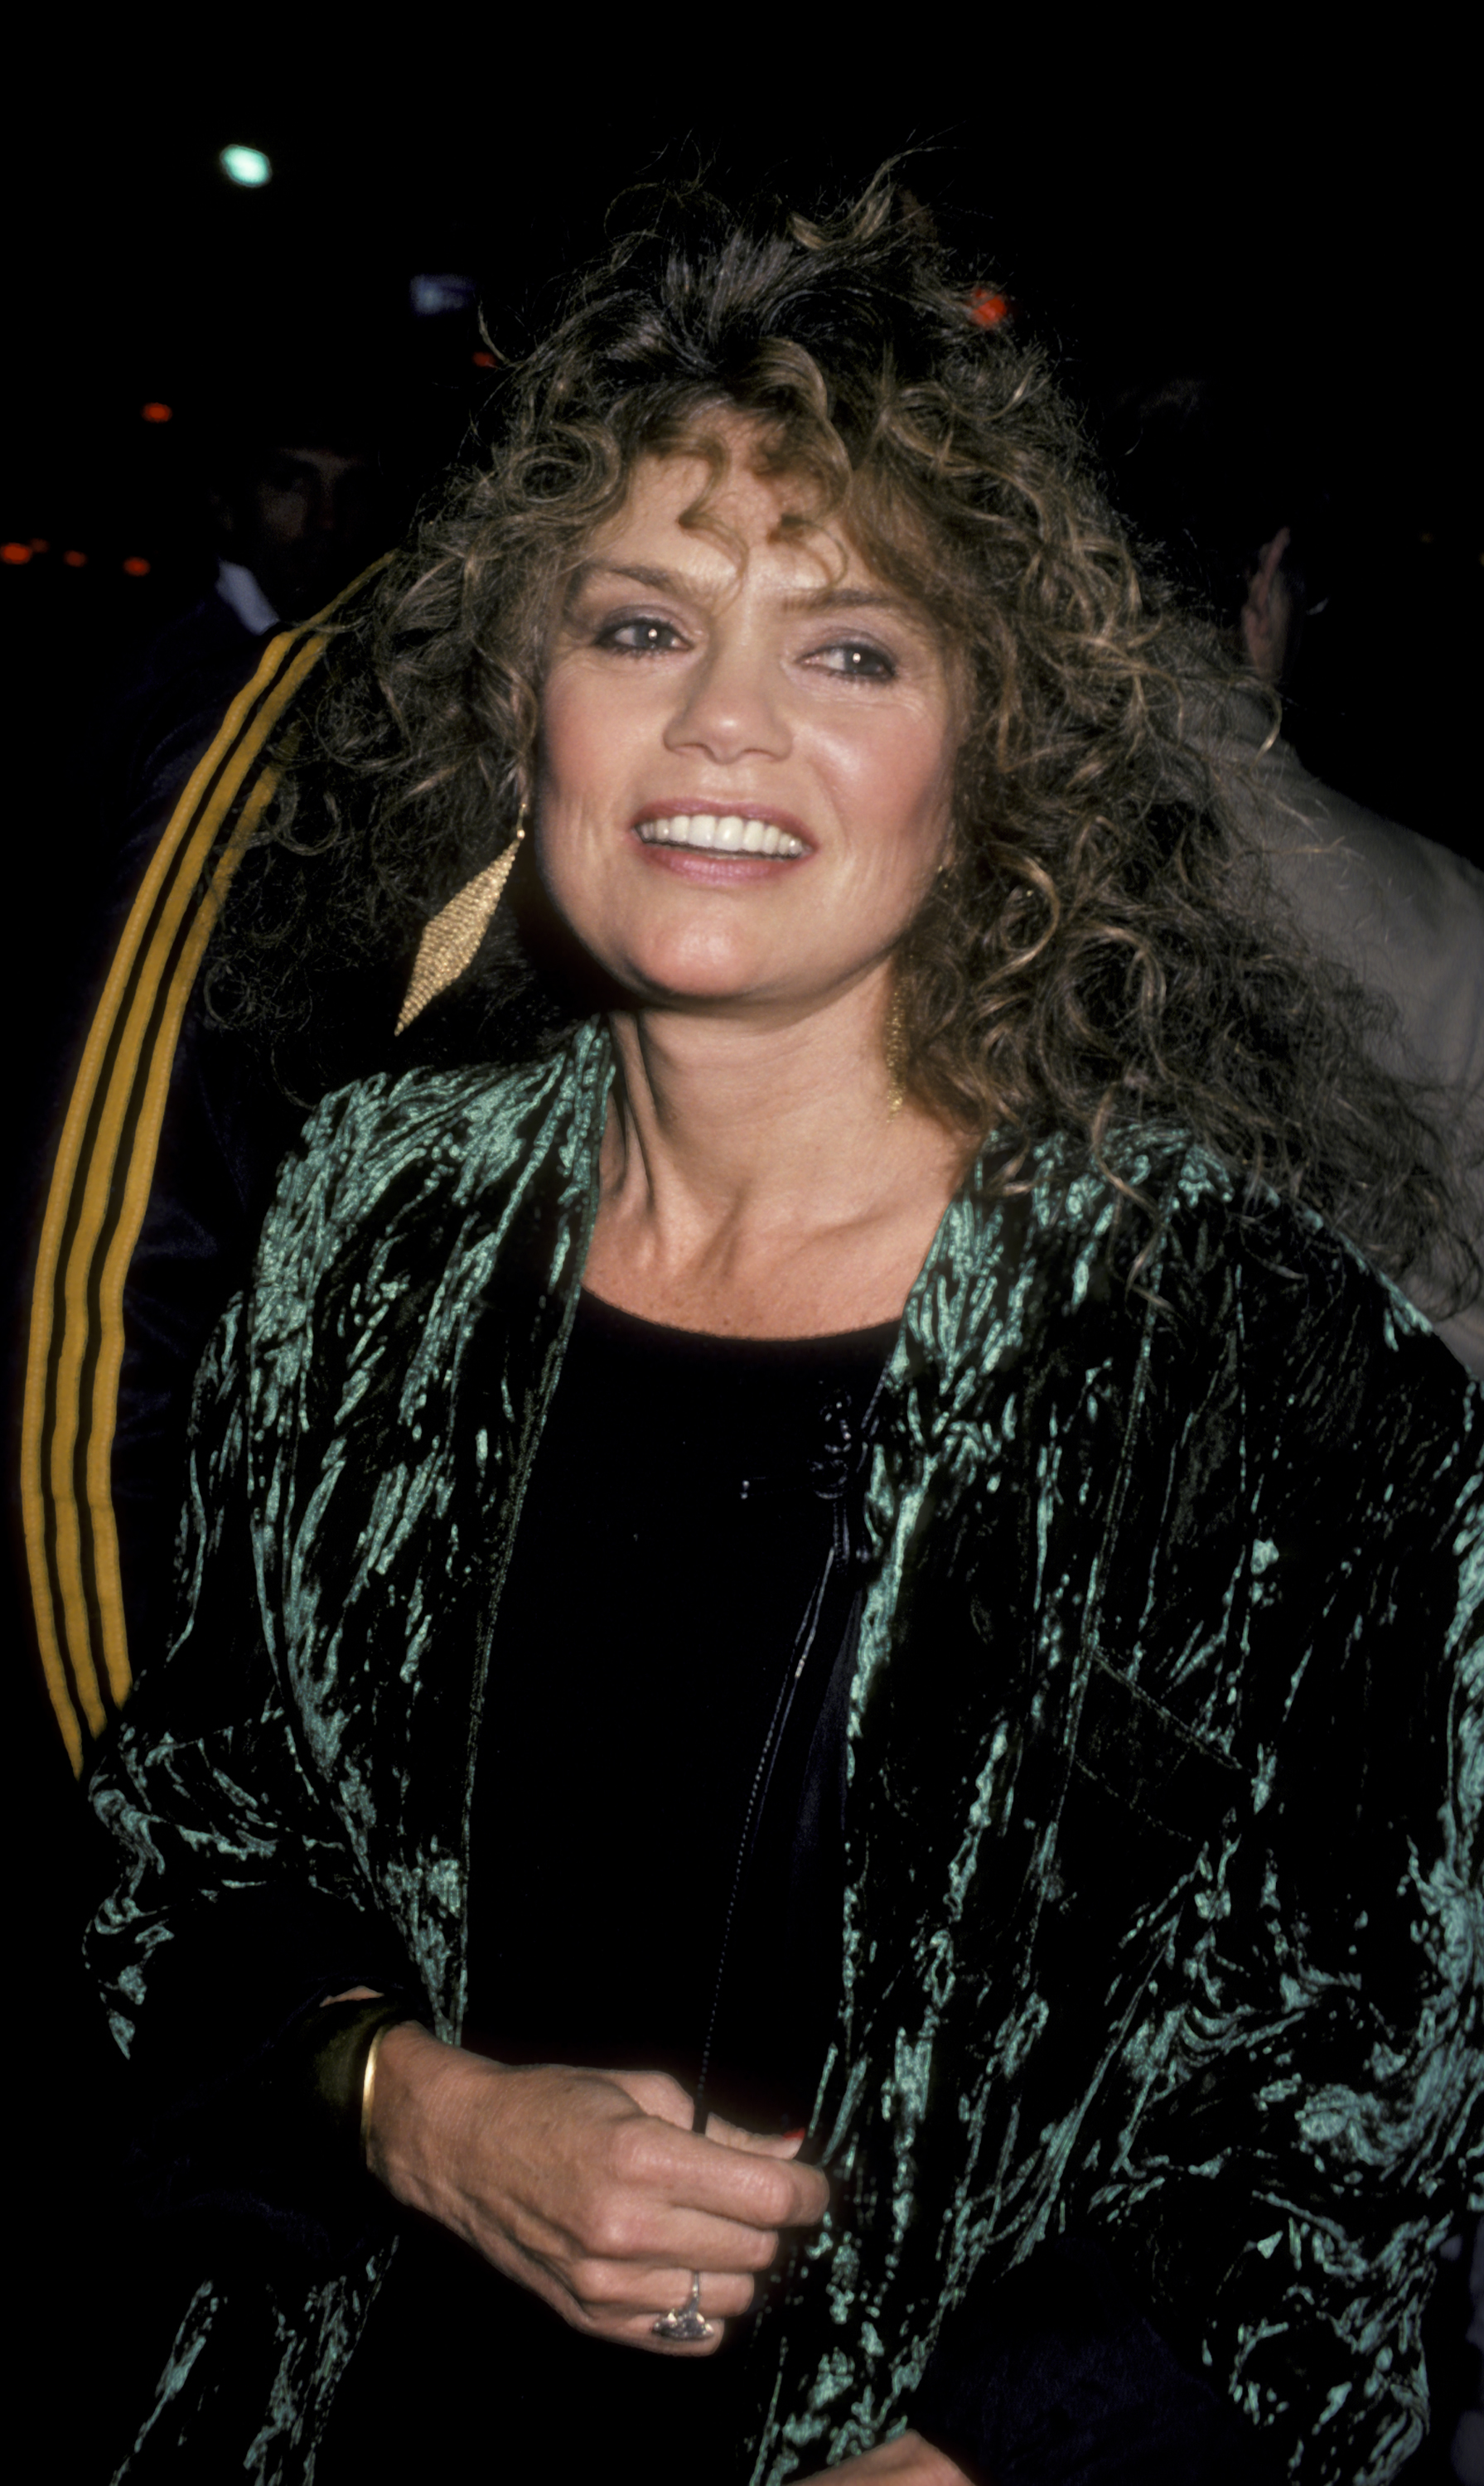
[
  {"left": 4, "top": 56, "right": 1478, "bottom": 2479},
  {"left": 4, "top": 74, "right": 1481, "bottom": 869}
]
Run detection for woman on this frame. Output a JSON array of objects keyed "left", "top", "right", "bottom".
[{"left": 88, "top": 177, "right": 1482, "bottom": 2484}]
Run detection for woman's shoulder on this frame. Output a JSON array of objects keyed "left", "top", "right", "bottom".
[
  {"left": 284, "top": 1028, "right": 607, "bottom": 1201},
  {"left": 969, "top": 1122, "right": 1476, "bottom": 1418},
  {"left": 253, "top": 1027, "right": 611, "bottom": 1303},
  {"left": 301, "top": 1044, "right": 581, "bottom": 1164},
  {"left": 1145, "top": 1134, "right": 1451, "bottom": 1367},
  {"left": 1019, "top": 1122, "right": 1417, "bottom": 1299}
]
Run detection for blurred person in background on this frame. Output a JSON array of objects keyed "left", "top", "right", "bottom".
[
  {"left": 210, "top": 430, "right": 382, "bottom": 630},
  {"left": 94, "top": 377, "right": 386, "bottom": 814},
  {"left": 1102, "top": 373, "right": 1484, "bottom": 1382},
  {"left": 9, "top": 351, "right": 427, "bottom": 2486},
  {"left": 13, "top": 374, "right": 393, "bottom": 1740}
]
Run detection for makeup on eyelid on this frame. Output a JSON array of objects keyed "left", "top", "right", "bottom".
[{"left": 573, "top": 597, "right": 911, "bottom": 685}]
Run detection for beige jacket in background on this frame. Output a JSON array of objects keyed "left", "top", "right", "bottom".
[{"left": 1218, "top": 692, "right": 1484, "bottom": 1381}]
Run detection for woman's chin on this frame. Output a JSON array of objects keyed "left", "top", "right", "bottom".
[
  {"left": 601, "top": 942, "right": 890, "bottom": 1027},
  {"left": 614, "top": 982, "right": 786, "bottom": 1021},
  {"left": 602, "top": 943, "right": 798, "bottom": 1016}
]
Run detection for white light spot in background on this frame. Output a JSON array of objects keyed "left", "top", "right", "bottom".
[{"left": 220, "top": 145, "right": 272, "bottom": 189}]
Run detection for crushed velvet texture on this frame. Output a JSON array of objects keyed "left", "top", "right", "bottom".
[{"left": 89, "top": 1023, "right": 1483, "bottom": 2483}]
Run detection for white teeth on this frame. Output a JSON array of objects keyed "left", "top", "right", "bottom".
[{"left": 637, "top": 813, "right": 807, "bottom": 858}]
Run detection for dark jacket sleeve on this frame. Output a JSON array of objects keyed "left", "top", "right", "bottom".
[
  {"left": 111, "top": 996, "right": 307, "bottom": 1678},
  {"left": 98, "top": 686, "right": 312, "bottom": 1681},
  {"left": 87, "top": 1296, "right": 428, "bottom": 2270}
]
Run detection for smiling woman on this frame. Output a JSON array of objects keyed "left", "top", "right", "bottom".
[
  {"left": 86, "top": 175, "right": 1482, "bottom": 2486},
  {"left": 539, "top": 438, "right": 966, "bottom": 1337}
]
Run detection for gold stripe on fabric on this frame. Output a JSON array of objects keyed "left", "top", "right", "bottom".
[
  {"left": 83, "top": 762, "right": 284, "bottom": 1708},
  {"left": 21, "top": 626, "right": 326, "bottom": 1768},
  {"left": 62, "top": 639, "right": 323, "bottom": 1702}
]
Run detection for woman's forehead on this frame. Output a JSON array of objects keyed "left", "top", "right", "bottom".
[
  {"left": 582, "top": 439, "right": 885, "bottom": 602},
  {"left": 604, "top": 440, "right": 816, "bottom": 536}
]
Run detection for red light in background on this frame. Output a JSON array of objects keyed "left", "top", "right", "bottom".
[
  {"left": 2, "top": 542, "right": 32, "bottom": 565},
  {"left": 63, "top": 549, "right": 88, "bottom": 568},
  {"left": 30, "top": 537, "right": 51, "bottom": 553},
  {"left": 968, "top": 288, "right": 1011, "bottom": 329},
  {"left": 471, "top": 349, "right": 496, "bottom": 369},
  {"left": 141, "top": 401, "right": 173, "bottom": 423},
  {"left": 122, "top": 555, "right": 152, "bottom": 576}
]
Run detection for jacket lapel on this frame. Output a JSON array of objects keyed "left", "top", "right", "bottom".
[{"left": 248, "top": 1024, "right": 612, "bottom": 2036}]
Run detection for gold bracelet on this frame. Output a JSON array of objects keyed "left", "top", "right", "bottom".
[{"left": 360, "top": 2018, "right": 397, "bottom": 2164}]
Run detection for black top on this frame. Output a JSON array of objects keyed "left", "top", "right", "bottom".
[{"left": 464, "top": 1287, "right": 896, "bottom": 2121}]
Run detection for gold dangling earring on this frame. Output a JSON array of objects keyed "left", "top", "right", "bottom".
[
  {"left": 884, "top": 985, "right": 908, "bottom": 1120},
  {"left": 396, "top": 802, "right": 528, "bottom": 1035}
]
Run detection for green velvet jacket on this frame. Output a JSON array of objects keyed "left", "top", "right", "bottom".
[{"left": 89, "top": 1023, "right": 1484, "bottom": 2484}]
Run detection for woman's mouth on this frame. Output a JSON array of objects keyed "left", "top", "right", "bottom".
[{"left": 635, "top": 812, "right": 810, "bottom": 860}]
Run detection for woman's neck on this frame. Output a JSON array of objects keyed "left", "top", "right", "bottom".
[{"left": 582, "top": 984, "right": 974, "bottom": 1339}]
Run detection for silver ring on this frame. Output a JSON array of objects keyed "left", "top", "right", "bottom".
[{"left": 652, "top": 2271, "right": 713, "bottom": 2342}]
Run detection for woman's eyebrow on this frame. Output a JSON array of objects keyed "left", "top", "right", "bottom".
[
  {"left": 782, "top": 585, "right": 916, "bottom": 619},
  {"left": 566, "top": 559, "right": 685, "bottom": 602},
  {"left": 566, "top": 563, "right": 916, "bottom": 622}
]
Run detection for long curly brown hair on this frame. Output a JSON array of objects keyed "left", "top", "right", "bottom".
[{"left": 214, "top": 172, "right": 1475, "bottom": 1310}]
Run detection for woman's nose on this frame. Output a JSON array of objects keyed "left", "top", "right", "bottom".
[{"left": 662, "top": 646, "right": 791, "bottom": 765}]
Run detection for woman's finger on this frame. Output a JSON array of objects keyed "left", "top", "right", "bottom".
[
  {"left": 605, "top": 2111, "right": 829, "bottom": 2235},
  {"left": 794, "top": 2434, "right": 974, "bottom": 2482},
  {"left": 562, "top": 2258, "right": 757, "bottom": 2322},
  {"left": 499, "top": 2255, "right": 742, "bottom": 2357},
  {"left": 523, "top": 2256, "right": 754, "bottom": 2358},
  {"left": 705, "top": 2111, "right": 810, "bottom": 2160},
  {"left": 505, "top": 2087, "right": 825, "bottom": 2258},
  {"left": 594, "top": 2198, "right": 784, "bottom": 2276},
  {"left": 607, "top": 2068, "right": 700, "bottom": 2129}
]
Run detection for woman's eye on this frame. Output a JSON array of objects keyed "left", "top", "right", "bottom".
[
  {"left": 597, "top": 616, "right": 686, "bottom": 655},
  {"left": 812, "top": 640, "right": 897, "bottom": 681}
]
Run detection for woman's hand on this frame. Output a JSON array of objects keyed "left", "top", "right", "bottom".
[
  {"left": 797, "top": 2434, "right": 975, "bottom": 2483},
  {"left": 366, "top": 2023, "right": 829, "bottom": 2352}
]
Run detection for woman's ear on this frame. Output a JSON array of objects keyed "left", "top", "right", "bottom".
[{"left": 1240, "top": 526, "right": 1293, "bottom": 687}]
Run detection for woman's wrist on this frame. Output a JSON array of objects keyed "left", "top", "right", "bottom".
[{"left": 361, "top": 2019, "right": 475, "bottom": 2214}]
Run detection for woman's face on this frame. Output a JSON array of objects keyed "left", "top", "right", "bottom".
[{"left": 536, "top": 433, "right": 957, "bottom": 1023}]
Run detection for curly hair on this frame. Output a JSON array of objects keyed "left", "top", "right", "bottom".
[{"left": 211, "top": 171, "right": 1476, "bottom": 1311}]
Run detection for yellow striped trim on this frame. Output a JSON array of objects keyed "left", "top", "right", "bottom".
[{"left": 22, "top": 626, "right": 326, "bottom": 1769}]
